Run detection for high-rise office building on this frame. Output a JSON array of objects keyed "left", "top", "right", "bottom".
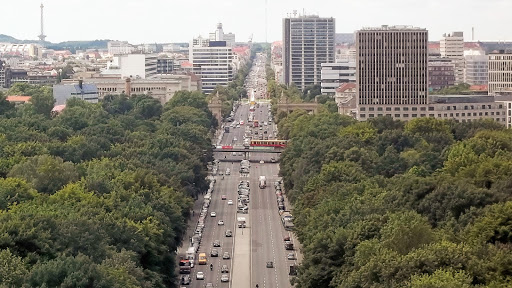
[
  {"left": 283, "top": 15, "right": 335, "bottom": 90},
  {"left": 440, "top": 32, "right": 464, "bottom": 84},
  {"left": 356, "top": 25, "right": 428, "bottom": 110},
  {"left": 488, "top": 52, "right": 512, "bottom": 95},
  {"left": 189, "top": 43, "right": 234, "bottom": 94}
]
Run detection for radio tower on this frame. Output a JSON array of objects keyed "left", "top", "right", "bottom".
[{"left": 38, "top": 3, "right": 46, "bottom": 42}]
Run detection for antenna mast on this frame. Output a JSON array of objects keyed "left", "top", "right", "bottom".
[{"left": 38, "top": 3, "right": 46, "bottom": 42}]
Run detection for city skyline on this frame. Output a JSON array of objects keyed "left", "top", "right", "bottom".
[{"left": 0, "top": 0, "right": 512, "bottom": 44}]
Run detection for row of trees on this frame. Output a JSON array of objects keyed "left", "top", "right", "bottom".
[
  {"left": 278, "top": 109, "right": 512, "bottom": 287},
  {"left": 0, "top": 87, "right": 216, "bottom": 287}
]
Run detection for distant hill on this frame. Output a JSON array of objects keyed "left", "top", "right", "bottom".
[
  {"left": 0, "top": 34, "right": 110, "bottom": 52},
  {"left": 0, "top": 34, "right": 20, "bottom": 43}
]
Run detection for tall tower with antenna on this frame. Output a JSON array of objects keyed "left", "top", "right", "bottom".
[{"left": 38, "top": 3, "right": 46, "bottom": 42}]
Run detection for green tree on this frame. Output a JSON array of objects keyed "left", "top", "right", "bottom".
[{"left": 8, "top": 155, "right": 79, "bottom": 194}]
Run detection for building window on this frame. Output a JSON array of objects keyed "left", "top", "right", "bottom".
[
  {"left": 395, "top": 114, "right": 400, "bottom": 118},
  {"left": 386, "top": 107, "right": 391, "bottom": 111},
  {"left": 377, "top": 114, "right": 383, "bottom": 117},
  {"left": 444, "top": 114, "right": 448, "bottom": 117},
  {"left": 412, "top": 107, "right": 418, "bottom": 111},
  {"left": 450, "top": 113, "right": 453, "bottom": 117},
  {"left": 497, "top": 112, "right": 500, "bottom": 115},
  {"left": 492, "top": 112, "right": 495, "bottom": 115},
  {"left": 369, "top": 114, "right": 375, "bottom": 118},
  {"left": 360, "top": 107, "right": 366, "bottom": 111},
  {"left": 428, "top": 107, "right": 434, "bottom": 111},
  {"left": 403, "top": 114, "right": 409, "bottom": 117},
  {"left": 485, "top": 112, "right": 488, "bottom": 116},
  {"left": 438, "top": 114, "right": 442, "bottom": 117},
  {"left": 369, "top": 107, "right": 375, "bottom": 111},
  {"left": 429, "top": 114, "right": 434, "bottom": 117},
  {"left": 386, "top": 114, "right": 391, "bottom": 117},
  {"left": 394, "top": 107, "right": 400, "bottom": 111},
  {"left": 420, "top": 114, "right": 426, "bottom": 117},
  {"left": 420, "top": 107, "right": 426, "bottom": 111},
  {"left": 412, "top": 114, "right": 418, "bottom": 117},
  {"left": 377, "top": 107, "right": 383, "bottom": 111},
  {"left": 360, "top": 114, "right": 366, "bottom": 118},
  {"left": 447, "top": 106, "right": 451, "bottom": 110},
  {"left": 403, "top": 107, "right": 409, "bottom": 111},
  {"left": 462, "top": 113, "right": 465, "bottom": 116},
  {"left": 473, "top": 113, "right": 477, "bottom": 116}
]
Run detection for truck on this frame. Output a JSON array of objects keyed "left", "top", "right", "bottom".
[
  {"left": 259, "top": 176, "right": 266, "bottom": 189},
  {"left": 186, "top": 247, "right": 196, "bottom": 266},
  {"left": 237, "top": 217, "right": 246, "bottom": 228},
  {"left": 179, "top": 259, "right": 191, "bottom": 274},
  {"left": 281, "top": 211, "right": 294, "bottom": 231}
]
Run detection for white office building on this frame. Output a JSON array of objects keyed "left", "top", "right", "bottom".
[
  {"left": 464, "top": 53, "right": 488, "bottom": 86},
  {"left": 189, "top": 45, "right": 234, "bottom": 94},
  {"left": 488, "top": 52, "right": 512, "bottom": 95},
  {"left": 107, "top": 41, "right": 135, "bottom": 55},
  {"left": 102, "top": 54, "right": 157, "bottom": 79},
  {"left": 321, "top": 61, "right": 356, "bottom": 95},
  {"left": 440, "top": 32, "right": 465, "bottom": 84}
]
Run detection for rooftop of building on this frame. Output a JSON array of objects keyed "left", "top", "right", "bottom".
[
  {"left": 5, "top": 96, "right": 32, "bottom": 103},
  {"left": 360, "top": 25, "right": 426, "bottom": 31},
  {"left": 336, "top": 83, "right": 356, "bottom": 93}
]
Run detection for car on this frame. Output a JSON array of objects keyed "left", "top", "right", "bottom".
[
  {"left": 233, "top": 137, "right": 238, "bottom": 142},
  {"left": 227, "top": 200, "right": 233, "bottom": 205},
  {"left": 270, "top": 157, "right": 276, "bottom": 163},
  {"left": 287, "top": 252, "right": 296, "bottom": 260},
  {"left": 211, "top": 249, "right": 219, "bottom": 257},
  {"left": 225, "top": 230, "right": 233, "bottom": 237},
  {"left": 223, "top": 252, "right": 231, "bottom": 259},
  {"left": 221, "top": 264, "right": 229, "bottom": 273},
  {"left": 206, "top": 283, "right": 213, "bottom": 288},
  {"left": 210, "top": 212, "right": 216, "bottom": 217},
  {"left": 240, "top": 121, "right": 244, "bottom": 125},
  {"left": 181, "top": 275, "right": 191, "bottom": 285},
  {"left": 232, "top": 152, "right": 237, "bottom": 156},
  {"left": 221, "top": 195, "right": 227, "bottom": 200},
  {"left": 226, "top": 169, "right": 231, "bottom": 175},
  {"left": 221, "top": 274, "right": 229, "bottom": 282},
  {"left": 266, "top": 261, "right": 274, "bottom": 268},
  {"left": 236, "top": 124, "right": 240, "bottom": 128},
  {"left": 260, "top": 160, "right": 264, "bottom": 164},
  {"left": 218, "top": 220, "right": 224, "bottom": 226},
  {"left": 259, "top": 127, "right": 263, "bottom": 130},
  {"left": 196, "top": 271, "right": 204, "bottom": 280},
  {"left": 218, "top": 171, "right": 224, "bottom": 175},
  {"left": 284, "top": 236, "right": 291, "bottom": 241},
  {"left": 213, "top": 240, "right": 221, "bottom": 247}
]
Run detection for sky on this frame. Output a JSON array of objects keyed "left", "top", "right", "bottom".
[{"left": 1, "top": 0, "right": 512, "bottom": 44}]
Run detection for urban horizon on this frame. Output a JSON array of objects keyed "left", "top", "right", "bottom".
[{"left": 1, "top": 0, "right": 512, "bottom": 44}]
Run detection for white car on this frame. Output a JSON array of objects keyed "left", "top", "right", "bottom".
[
  {"left": 227, "top": 200, "right": 233, "bottom": 205},
  {"left": 210, "top": 212, "right": 216, "bottom": 217},
  {"left": 221, "top": 274, "right": 229, "bottom": 282},
  {"left": 196, "top": 271, "right": 204, "bottom": 280},
  {"left": 218, "top": 220, "right": 224, "bottom": 225}
]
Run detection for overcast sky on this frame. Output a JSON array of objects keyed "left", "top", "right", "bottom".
[{"left": 1, "top": 0, "right": 511, "bottom": 44}]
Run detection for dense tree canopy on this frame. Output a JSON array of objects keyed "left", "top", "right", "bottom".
[
  {"left": 0, "top": 91, "right": 215, "bottom": 287},
  {"left": 278, "top": 112, "right": 512, "bottom": 288}
]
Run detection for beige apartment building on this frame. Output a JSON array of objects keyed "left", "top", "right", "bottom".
[
  {"left": 488, "top": 52, "right": 512, "bottom": 96},
  {"left": 440, "top": 32, "right": 465, "bottom": 84},
  {"left": 62, "top": 74, "right": 199, "bottom": 104}
]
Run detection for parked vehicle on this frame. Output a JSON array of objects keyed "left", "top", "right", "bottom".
[{"left": 259, "top": 176, "right": 266, "bottom": 189}]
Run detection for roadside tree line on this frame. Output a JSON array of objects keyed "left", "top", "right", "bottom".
[
  {"left": 278, "top": 109, "right": 512, "bottom": 288},
  {"left": 0, "top": 86, "right": 215, "bottom": 288}
]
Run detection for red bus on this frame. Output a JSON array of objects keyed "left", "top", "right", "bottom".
[{"left": 250, "top": 140, "right": 287, "bottom": 148}]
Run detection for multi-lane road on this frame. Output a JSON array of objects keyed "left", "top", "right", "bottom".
[{"left": 178, "top": 53, "right": 299, "bottom": 288}]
